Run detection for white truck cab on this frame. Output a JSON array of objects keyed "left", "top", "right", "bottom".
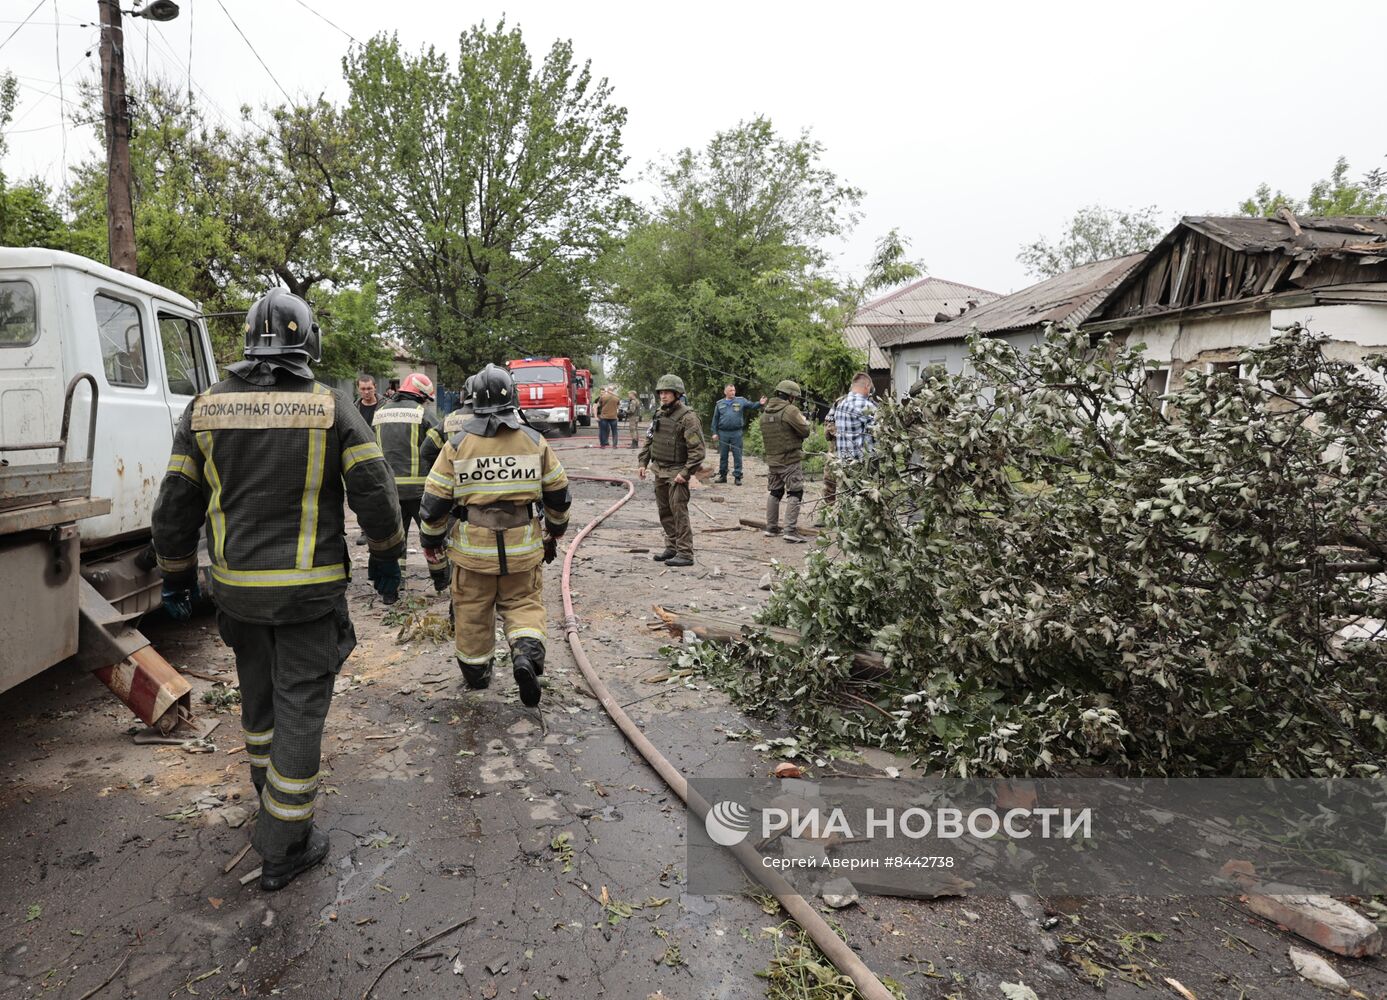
[
  {"left": 0, "top": 247, "right": 216, "bottom": 547},
  {"left": 0, "top": 247, "right": 217, "bottom": 728}
]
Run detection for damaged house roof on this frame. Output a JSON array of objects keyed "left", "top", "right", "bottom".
[
  {"left": 882, "top": 253, "right": 1145, "bottom": 348},
  {"left": 843, "top": 276, "right": 1000, "bottom": 367},
  {"left": 1087, "top": 213, "right": 1387, "bottom": 328}
]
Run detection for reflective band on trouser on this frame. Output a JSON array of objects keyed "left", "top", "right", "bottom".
[
  {"left": 243, "top": 727, "right": 273, "bottom": 768},
  {"left": 210, "top": 563, "right": 348, "bottom": 588},
  {"left": 506, "top": 626, "right": 546, "bottom": 648},
  {"left": 261, "top": 784, "right": 315, "bottom": 822}
]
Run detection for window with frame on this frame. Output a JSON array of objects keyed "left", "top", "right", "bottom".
[
  {"left": 159, "top": 313, "right": 209, "bottom": 396},
  {"left": 906, "top": 363, "right": 921, "bottom": 385},
  {"left": 0, "top": 279, "right": 38, "bottom": 347},
  {"left": 96, "top": 293, "right": 147, "bottom": 387}
]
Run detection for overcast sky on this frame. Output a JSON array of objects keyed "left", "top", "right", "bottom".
[{"left": 4, "top": 0, "right": 1385, "bottom": 294}]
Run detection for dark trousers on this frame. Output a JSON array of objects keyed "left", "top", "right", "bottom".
[
  {"left": 717, "top": 431, "right": 744, "bottom": 480},
  {"left": 398, "top": 496, "right": 421, "bottom": 569},
  {"left": 217, "top": 598, "right": 356, "bottom": 863},
  {"left": 598, "top": 418, "right": 619, "bottom": 446}
]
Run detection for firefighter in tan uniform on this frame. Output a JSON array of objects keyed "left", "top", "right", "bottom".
[
  {"left": 420, "top": 365, "right": 571, "bottom": 706},
  {"left": 638, "top": 373, "right": 705, "bottom": 567},
  {"left": 373, "top": 372, "right": 445, "bottom": 584},
  {"left": 152, "top": 289, "right": 404, "bottom": 891}
]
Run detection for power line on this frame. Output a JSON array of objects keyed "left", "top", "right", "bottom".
[
  {"left": 214, "top": 0, "right": 293, "bottom": 105},
  {"left": 0, "top": 0, "right": 45, "bottom": 55},
  {"left": 53, "top": 0, "right": 68, "bottom": 202},
  {"left": 291, "top": 0, "right": 358, "bottom": 44}
]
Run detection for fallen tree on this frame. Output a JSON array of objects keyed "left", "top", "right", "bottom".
[{"left": 676, "top": 327, "right": 1387, "bottom": 776}]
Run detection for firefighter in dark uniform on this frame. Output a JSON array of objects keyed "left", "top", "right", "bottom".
[
  {"left": 638, "top": 373, "right": 705, "bottom": 567},
  {"left": 419, "top": 364, "right": 571, "bottom": 706},
  {"left": 151, "top": 289, "right": 405, "bottom": 892},
  {"left": 373, "top": 371, "right": 445, "bottom": 584}
]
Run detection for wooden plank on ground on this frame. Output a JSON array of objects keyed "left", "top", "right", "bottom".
[{"left": 651, "top": 605, "right": 886, "bottom": 675}]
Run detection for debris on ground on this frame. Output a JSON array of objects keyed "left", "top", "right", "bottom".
[
  {"left": 1287, "top": 946, "right": 1352, "bottom": 995},
  {"left": 1240, "top": 892, "right": 1383, "bottom": 957},
  {"left": 820, "top": 877, "right": 859, "bottom": 909}
]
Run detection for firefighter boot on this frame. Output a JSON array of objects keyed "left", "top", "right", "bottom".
[
  {"left": 783, "top": 495, "right": 807, "bottom": 543},
  {"left": 512, "top": 637, "right": 544, "bottom": 707},
  {"left": 763, "top": 493, "right": 781, "bottom": 536},
  {"left": 652, "top": 547, "right": 676, "bottom": 561},
  {"left": 259, "top": 827, "right": 330, "bottom": 892},
  {"left": 459, "top": 656, "right": 493, "bottom": 690}
]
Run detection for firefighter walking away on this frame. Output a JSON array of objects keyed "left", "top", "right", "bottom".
[
  {"left": 373, "top": 371, "right": 445, "bottom": 587},
  {"left": 420, "top": 364, "right": 571, "bottom": 707},
  {"left": 151, "top": 288, "right": 405, "bottom": 891}
]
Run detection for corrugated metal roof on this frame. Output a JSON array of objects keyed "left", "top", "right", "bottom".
[
  {"left": 1183, "top": 215, "right": 1387, "bottom": 254},
  {"left": 844, "top": 276, "right": 1001, "bottom": 367},
  {"left": 886, "top": 254, "right": 1145, "bottom": 348}
]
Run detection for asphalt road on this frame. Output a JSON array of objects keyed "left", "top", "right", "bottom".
[{"left": 1, "top": 427, "right": 1382, "bottom": 999}]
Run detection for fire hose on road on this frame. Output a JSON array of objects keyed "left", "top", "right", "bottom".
[{"left": 556, "top": 467, "right": 895, "bottom": 1000}]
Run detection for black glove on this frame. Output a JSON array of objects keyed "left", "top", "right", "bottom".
[
  {"left": 161, "top": 571, "right": 199, "bottom": 621},
  {"left": 368, "top": 555, "right": 401, "bottom": 605},
  {"left": 543, "top": 535, "right": 558, "bottom": 564}
]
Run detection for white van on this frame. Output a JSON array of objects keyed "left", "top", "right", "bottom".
[
  {"left": 0, "top": 247, "right": 217, "bottom": 546},
  {"left": 0, "top": 247, "right": 216, "bottom": 722}
]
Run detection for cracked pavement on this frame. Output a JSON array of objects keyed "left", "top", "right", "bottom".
[{"left": 2, "top": 428, "right": 1383, "bottom": 998}]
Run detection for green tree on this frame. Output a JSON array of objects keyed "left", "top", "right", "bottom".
[
  {"left": 1018, "top": 205, "right": 1166, "bottom": 279},
  {"left": 608, "top": 117, "right": 862, "bottom": 415},
  {"left": 65, "top": 79, "right": 384, "bottom": 366},
  {"left": 222, "top": 98, "right": 353, "bottom": 298},
  {"left": 0, "top": 73, "right": 73, "bottom": 251},
  {"left": 341, "top": 22, "right": 627, "bottom": 384},
  {"left": 1241, "top": 155, "right": 1387, "bottom": 218},
  {"left": 316, "top": 281, "right": 394, "bottom": 380},
  {"left": 687, "top": 327, "right": 1387, "bottom": 777}
]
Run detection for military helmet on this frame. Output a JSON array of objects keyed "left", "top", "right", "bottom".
[
  {"left": 243, "top": 288, "right": 320, "bottom": 362},
  {"left": 775, "top": 379, "right": 801, "bottom": 398},
  {"left": 655, "top": 373, "right": 685, "bottom": 394},
  {"left": 399, "top": 372, "right": 435, "bottom": 399},
  {"left": 471, "top": 363, "right": 517, "bottom": 414}
]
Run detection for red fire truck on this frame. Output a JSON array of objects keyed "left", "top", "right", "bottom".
[
  {"left": 507, "top": 356, "right": 578, "bottom": 435},
  {"left": 574, "top": 368, "right": 593, "bottom": 427}
]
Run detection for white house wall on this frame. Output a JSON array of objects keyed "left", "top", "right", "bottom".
[
  {"left": 889, "top": 331, "right": 1043, "bottom": 398},
  {"left": 1114, "top": 304, "right": 1387, "bottom": 385}
]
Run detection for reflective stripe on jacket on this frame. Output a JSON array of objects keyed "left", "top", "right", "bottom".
[
  {"left": 152, "top": 372, "right": 405, "bottom": 624},
  {"left": 418, "top": 423, "right": 570, "bottom": 575},
  {"left": 374, "top": 394, "right": 444, "bottom": 500}
]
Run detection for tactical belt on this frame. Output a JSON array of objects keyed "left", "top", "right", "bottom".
[{"left": 455, "top": 500, "right": 537, "bottom": 576}]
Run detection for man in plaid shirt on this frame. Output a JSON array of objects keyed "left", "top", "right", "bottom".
[{"left": 821, "top": 373, "right": 877, "bottom": 516}]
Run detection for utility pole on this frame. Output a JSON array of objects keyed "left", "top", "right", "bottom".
[{"left": 98, "top": 0, "right": 137, "bottom": 274}]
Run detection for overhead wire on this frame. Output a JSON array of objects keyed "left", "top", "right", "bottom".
[
  {"left": 53, "top": 0, "right": 69, "bottom": 201},
  {"left": 291, "top": 0, "right": 358, "bottom": 44},
  {"left": 0, "top": 0, "right": 45, "bottom": 55},
  {"left": 213, "top": 0, "right": 293, "bottom": 105}
]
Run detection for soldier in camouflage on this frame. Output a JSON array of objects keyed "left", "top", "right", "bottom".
[
  {"left": 759, "top": 379, "right": 811, "bottom": 543},
  {"left": 638, "top": 373, "right": 705, "bottom": 567}
]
